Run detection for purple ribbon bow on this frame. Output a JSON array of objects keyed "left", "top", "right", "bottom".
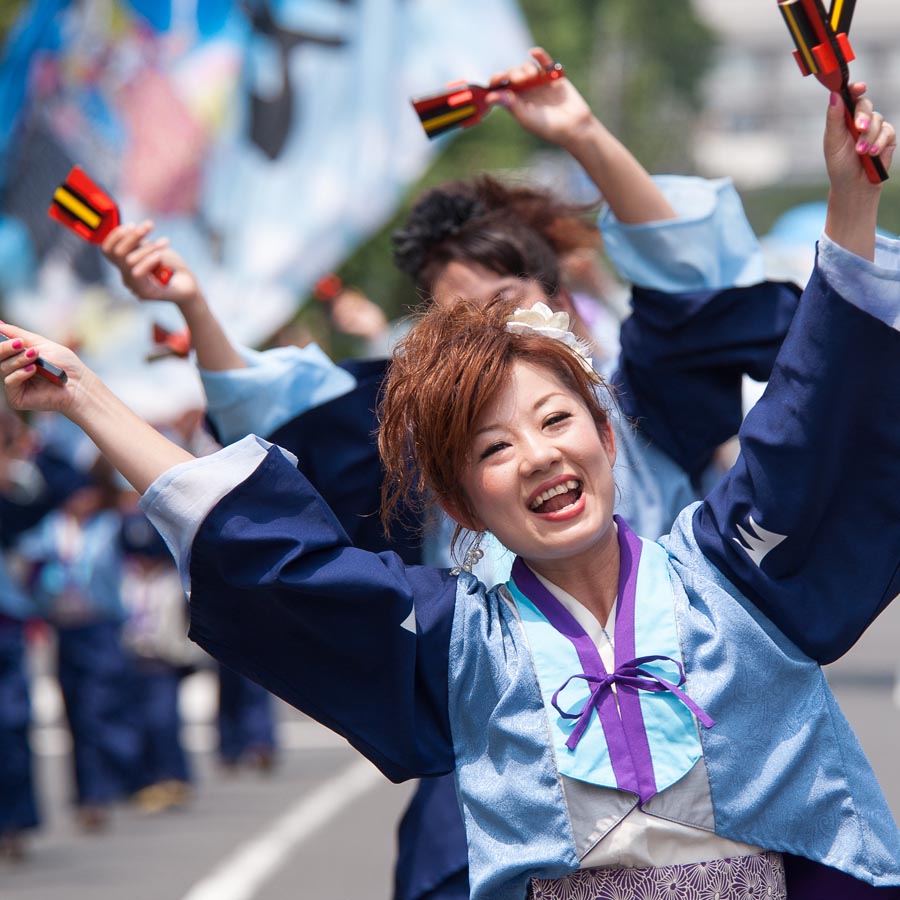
[
  {"left": 552, "top": 654, "right": 716, "bottom": 751},
  {"left": 511, "top": 518, "right": 716, "bottom": 803}
]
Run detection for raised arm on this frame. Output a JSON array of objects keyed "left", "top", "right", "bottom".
[
  {"left": 0, "top": 326, "right": 456, "bottom": 778},
  {"left": 486, "top": 47, "right": 676, "bottom": 225},
  {"left": 102, "top": 222, "right": 247, "bottom": 373},
  {"left": 0, "top": 328, "right": 193, "bottom": 493},
  {"left": 101, "top": 223, "right": 356, "bottom": 445},
  {"left": 688, "top": 88, "right": 898, "bottom": 662}
]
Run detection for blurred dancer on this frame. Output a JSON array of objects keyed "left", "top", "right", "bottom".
[
  {"left": 120, "top": 504, "right": 193, "bottom": 812},
  {"left": 0, "top": 413, "right": 38, "bottom": 859},
  {"left": 0, "top": 557, "right": 37, "bottom": 860},
  {"left": 216, "top": 663, "right": 276, "bottom": 774},
  {"left": 15, "top": 460, "right": 141, "bottom": 830},
  {"left": 0, "top": 409, "right": 98, "bottom": 857}
]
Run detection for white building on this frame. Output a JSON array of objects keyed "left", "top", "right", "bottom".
[{"left": 692, "top": 0, "right": 899, "bottom": 185}]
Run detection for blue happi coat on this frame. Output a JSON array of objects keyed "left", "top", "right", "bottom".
[{"left": 142, "top": 240, "right": 900, "bottom": 899}]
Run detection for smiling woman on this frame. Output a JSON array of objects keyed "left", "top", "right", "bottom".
[
  {"left": 379, "top": 298, "right": 611, "bottom": 568},
  {"left": 379, "top": 300, "right": 621, "bottom": 623},
  {"left": 0, "top": 88, "right": 899, "bottom": 900}
]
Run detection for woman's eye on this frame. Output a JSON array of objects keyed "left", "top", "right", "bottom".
[
  {"left": 544, "top": 412, "right": 572, "bottom": 429},
  {"left": 479, "top": 442, "right": 508, "bottom": 461}
]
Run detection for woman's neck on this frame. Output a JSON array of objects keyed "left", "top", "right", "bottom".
[{"left": 524, "top": 525, "right": 621, "bottom": 627}]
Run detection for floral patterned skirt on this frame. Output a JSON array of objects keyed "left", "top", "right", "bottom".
[{"left": 529, "top": 852, "right": 786, "bottom": 900}]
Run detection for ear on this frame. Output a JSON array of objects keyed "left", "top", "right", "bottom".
[
  {"left": 438, "top": 497, "right": 485, "bottom": 533},
  {"left": 599, "top": 418, "right": 616, "bottom": 468}
]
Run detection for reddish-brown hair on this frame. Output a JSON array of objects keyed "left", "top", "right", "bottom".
[{"left": 378, "top": 295, "right": 610, "bottom": 555}]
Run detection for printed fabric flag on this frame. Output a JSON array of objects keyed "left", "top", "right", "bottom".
[{"left": 0, "top": 0, "right": 531, "bottom": 420}]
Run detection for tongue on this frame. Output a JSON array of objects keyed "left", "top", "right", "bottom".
[{"left": 538, "top": 490, "right": 576, "bottom": 514}]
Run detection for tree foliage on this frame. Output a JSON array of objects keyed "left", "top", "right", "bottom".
[{"left": 326, "top": 0, "right": 717, "bottom": 352}]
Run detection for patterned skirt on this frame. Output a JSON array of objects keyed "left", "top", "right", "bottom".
[{"left": 529, "top": 852, "right": 786, "bottom": 900}]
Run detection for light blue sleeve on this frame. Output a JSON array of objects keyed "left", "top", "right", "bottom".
[
  {"left": 598, "top": 176, "right": 765, "bottom": 292},
  {"left": 200, "top": 344, "right": 357, "bottom": 445},
  {"left": 139, "top": 435, "right": 298, "bottom": 591},
  {"left": 12, "top": 517, "right": 51, "bottom": 562},
  {"left": 817, "top": 232, "right": 900, "bottom": 328}
]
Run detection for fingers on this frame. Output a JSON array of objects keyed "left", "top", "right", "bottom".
[
  {"left": 865, "top": 115, "right": 896, "bottom": 168},
  {"left": 126, "top": 237, "right": 170, "bottom": 279},
  {"left": 506, "top": 60, "right": 543, "bottom": 88},
  {"left": 3, "top": 362, "right": 39, "bottom": 389},
  {"left": 488, "top": 46, "right": 555, "bottom": 90},
  {"left": 101, "top": 221, "right": 155, "bottom": 265},
  {"left": 0, "top": 334, "right": 40, "bottom": 382},
  {"left": 530, "top": 47, "right": 554, "bottom": 69},
  {"left": 856, "top": 110, "right": 883, "bottom": 155},
  {"left": 852, "top": 94, "right": 873, "bottom": 133},
  {"left": 841, "top": 84, "right": 892, "bottom": 158},
  {"left": 825, "top": 86, "right": 895, "bottom": 189},
  {"left": 0, "top": 322, "right": 45, "bottom": 347}
]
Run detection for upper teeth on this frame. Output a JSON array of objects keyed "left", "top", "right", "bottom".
[{"left": 530, "top": 480, "right": 580, "bottom": 510}]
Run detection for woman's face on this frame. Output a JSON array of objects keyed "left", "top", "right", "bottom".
[
  {"left": 453, "top": 360, "right": 616, "bottom": 573},
  {"left": 430, "top": 260, "right": 548, "bottom": 310}
]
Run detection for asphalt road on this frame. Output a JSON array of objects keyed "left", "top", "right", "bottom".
[{"left": 3, "top": 600, "right": 899, "bottom": 900}]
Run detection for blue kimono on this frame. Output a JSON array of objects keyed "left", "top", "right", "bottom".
[
  {"left": 0, "top": 448, "right": 91, "bottom": 835},
  {"left": 0, "top": 561, "right": 38, "bottom": 835},
  {"left": 199, "top": 177, "right": 801, "bottom": 900},
  {"left": 141, "top": 235, "right": 900, "bottom": 899},
  {"left": 16, "top": 510, "right": 142, "bottom": 806}
]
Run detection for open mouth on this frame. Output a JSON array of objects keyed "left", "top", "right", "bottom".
[{"left": 529, "top": 479, "right": 583, "bottom": 514}]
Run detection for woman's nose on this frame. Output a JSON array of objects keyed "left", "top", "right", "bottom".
[{"left": 520, "top": 433, "right": 560, "bottom": 474}]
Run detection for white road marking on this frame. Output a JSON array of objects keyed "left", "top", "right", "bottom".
[{"left": 181, "top": 757, "right": 382, "bottom": 900}]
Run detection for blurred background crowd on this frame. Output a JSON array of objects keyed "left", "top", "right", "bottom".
[{"left": 0, "top": 0, "right": 898, "bottom": 895}]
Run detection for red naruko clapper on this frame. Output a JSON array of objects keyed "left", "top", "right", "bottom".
[
  {"left": 412, "top": 60, "right": 565, "bottom": 139},
  {"left": 47, "top": 166, "right": 175, "bottom": 282}
]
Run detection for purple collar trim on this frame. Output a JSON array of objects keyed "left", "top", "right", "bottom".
[{"left": 510, "top": 516, "right": 714, "bottom": 804}]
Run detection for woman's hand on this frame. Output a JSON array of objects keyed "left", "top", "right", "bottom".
[
  {"left": 825, "top": 83, "right": 896, "bottom": 196},
  {"left": 102, "top": 222, "right": 205, "bottom": 312},
  {"left": 824, "top": 84, "right": 896, "bottom": 259},
  {"left": 0, "top": 324, "right": 93, "bottom": 418},
  {"left": 485, "top": 47, "right": 596, "bottom": 152},
  {"left": 329, "top": 289, "right": 389, "bottom": 342},
  {"left": 1, "top": 322, "right": 195, "bottom": 493}
]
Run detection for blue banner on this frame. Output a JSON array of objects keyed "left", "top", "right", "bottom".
[{"left": 0, "top": 0, "right": 530, "bottom": 418}]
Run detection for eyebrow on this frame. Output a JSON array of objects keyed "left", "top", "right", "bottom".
[{"left": 473, "top": 390, "right": 567, "bottom": 438}]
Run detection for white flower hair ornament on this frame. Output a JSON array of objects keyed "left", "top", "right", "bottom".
[{"left": 505, "top": 302, "right": 594, "bottom": 373}]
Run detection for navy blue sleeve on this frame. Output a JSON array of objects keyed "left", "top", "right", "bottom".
[
  {"left": 269, "top": 358, "right": 424, "bottom": 563},
  {"left": 693, "top": 266, "right": 900, "bottom": 663},
  {"left": 612, "top": 280, "right": 801, "bottom": 480},
  {"left": 208, "top": 357, "right": 424, "bottom": 564},
  {"left": 187, "top": 445, "right": 456, "bottom": 782}
]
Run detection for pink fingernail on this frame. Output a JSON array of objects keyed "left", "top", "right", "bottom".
[
  {"left": 857, "top": 116, "right": 870, "bottom": 131},
  {"left": 11, "top": 339, "right": 22, "bottom": 350},
  {"left": 870, "top": 145, "right": 881, "bottom": 156},
  {"left": 25, "top": 348, "right": 37, "bottom": 358},
  {"left": 857, "top": 140, "right": 869, "bottom": 153},
  {"left": 24, "top": 365, "right": 35, "bottom": 373},
  {"left": 830, "top": 92, "right": 838, "bottom": 107}
]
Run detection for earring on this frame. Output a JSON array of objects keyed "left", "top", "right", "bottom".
[{"left": 451, "top": 531, "right": 485, "bottom": 575}]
